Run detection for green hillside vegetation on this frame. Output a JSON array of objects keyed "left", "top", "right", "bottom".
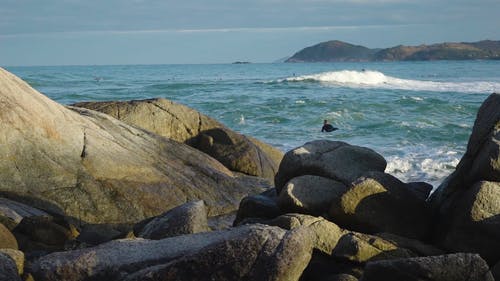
[{"left": 286, "top": 40, "right": 500, "bottom": 62}]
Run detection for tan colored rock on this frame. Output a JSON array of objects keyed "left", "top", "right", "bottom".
[
  {"left": 263, "top": 214, "right": 415, "bottom": 263},
  {"left": 278, "top": 175, "right": 348, "bottom": 216},
  {"left": 73, "top": 98, "right": 284, "bottom": 181},
  {"left": 0, "top": 68, "right": 265, "bottom": 224},
  {"left": 274, "top": 140, "right": 386, "bottom": 193},
  {"left": 0, "top": 222, "right": 18, "bottom": 249},
  {"left": 329, "top": 171, "right": 432, "bottom": 240},
  {"left": 30, "top": 224, "right": 313, "bottom": 281}
]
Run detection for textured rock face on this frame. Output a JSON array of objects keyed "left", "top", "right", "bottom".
[
  {"left": 431, "top": 93, "right": 500, "bottom": 208},
  {"left": 261, "top": 214, "right": 421, "bottom": 263},
  {"left": 135, "top": 200, "right": 209, "bottom": 239},
  {"left": 278, "top": 175, "right": 347, "bottom": 216},
  {"left": 73, "top": 98, "right": 283, "bottom": 181},
  {"left": 0, "top": 252, "right": 22, "bottom": 281},
  {"left": 30, "top": 224, "right": 313, "bottom": 281},
  {"left": 0, "top": 197, "right": 50, "bottom": 230},
  {"left": 0, "top": 249, "right": 24, "bottom": 276},
  {"left": 360, "top": 253, "right": 494, "bottom": 281},
  {"left": 329, "top": 172, "right": 432, "bottom": 240},
  {"left": 274, "top": 140, "right": 387, "bottom": 193},
  {"left": 428, "top": 93, "right": 500, "bottom": 263},
  {"left": 0, "top": 67, "right": 264, "bottom": 224},
  {"left": 438, "top": 181, "right": 500, "bottom": 263},
  {"left": 0, "top": 222, "right": 18, "bottom": 249},
  {"left": 13, "top": 216, "right": 77, "bottom": 252}
]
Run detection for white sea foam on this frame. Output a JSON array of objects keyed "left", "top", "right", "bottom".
[
  {"left": 385, "top": 150, "right": 461, "bottom": 189},
  {"left": 283, "top": 70, "right": 500, "bottom": 93}
]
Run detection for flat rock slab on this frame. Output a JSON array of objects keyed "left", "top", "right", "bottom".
[{"left": 30, "top": 224, "right": 313, "bottom": 281}]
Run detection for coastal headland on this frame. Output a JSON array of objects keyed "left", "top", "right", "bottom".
[
  {"left": 0, "top": 67, "right": 499, "bottom": 280},
  {"left": 286, "top": 40, "right": 500, "bottom": 62}
]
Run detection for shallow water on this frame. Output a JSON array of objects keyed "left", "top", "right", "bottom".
[{"left": 7, "top": 61, "right": 500, "bottom": 187}]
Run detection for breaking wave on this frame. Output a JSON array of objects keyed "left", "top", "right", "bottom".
[{"left": 282, "top": 70, "right": 500, "bottom": 93}]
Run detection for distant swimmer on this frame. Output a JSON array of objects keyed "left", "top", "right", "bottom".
[{"left": 321, "top": 120, "right": 338, "bottom": 132}]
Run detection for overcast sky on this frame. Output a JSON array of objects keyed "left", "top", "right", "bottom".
[{"left": 1, "top": 0, "right": 499, "bottom": 66}]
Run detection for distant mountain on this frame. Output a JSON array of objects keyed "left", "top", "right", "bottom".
[{"left": 286, "top": 40, "right": 500, "bottom": 62}]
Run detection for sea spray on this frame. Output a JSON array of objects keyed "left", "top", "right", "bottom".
[{"left": 282, "top": 70, "right": 500, "bottom": 93}]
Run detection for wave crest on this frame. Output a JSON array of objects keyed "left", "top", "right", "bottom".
[{"left": 283, "top": 70, "right": 500, "bottom": 93}]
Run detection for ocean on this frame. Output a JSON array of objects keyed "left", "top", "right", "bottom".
[{"left": 6, "top": 61, "right": 500, "bottom": 188}]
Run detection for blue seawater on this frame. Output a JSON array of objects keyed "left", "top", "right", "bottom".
[{"left": 6, "top": 61, "right": 500, "bottom": 187}]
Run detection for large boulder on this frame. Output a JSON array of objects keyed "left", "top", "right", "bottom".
[
  {"left": 360, "top": 253, "right": 494, "bottom": 281},
  {"left": 0, "top": 222, "right": 18, "bottom": 249},
  {"left": 0, "top": 68, "right": 265, "bottom": 224},
  {"left": 134, "top": 200, "right": 209, "bottom": 239},
  {"left": 30, "top": 224, "right": 313, "bottom": 281},
  {"left": 436, "top": 181, "right": 500, "bottom": 264},
  {"left": 431, "top": 93, "right": 500, "bottom": 208},
  {"left": 329, "top": 172, "right": 432, "bottom": 240},
  {"left": 73, "top": 98, "right": 283, "bottom": 181},
  {"left": 278, "top": 175, "right": 348, "bottom": 216},
  {"left": 274, "top": 140, "right": 386, "bottom": 193},
  {"left": 428, "top": 93, "right": 500, "bottom": 262}
]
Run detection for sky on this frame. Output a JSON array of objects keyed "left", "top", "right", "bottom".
[{"left": 1, "top": 0, "right": 499, "bottom": 66}]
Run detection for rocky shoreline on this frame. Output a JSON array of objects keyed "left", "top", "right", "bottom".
[{"left": 0, "top": 67, "right": 499, "bottom": 280}]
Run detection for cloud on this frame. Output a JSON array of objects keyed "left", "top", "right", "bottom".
[{"left": 0, "top": 24, "right": 424, "bottom": 38}]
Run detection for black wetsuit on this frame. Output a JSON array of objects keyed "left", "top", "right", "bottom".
[{"left": 321, "top": 124, "right": 338, "bottom": 132}]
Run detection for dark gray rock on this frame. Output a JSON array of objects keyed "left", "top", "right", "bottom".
[
  {"left": 360, "top": 253, "right": 494, "bottom": 281},
  {"left": 0, "top": 252, "right": 22, "bottom": 281},
  {"left": 135, "top": 200, "right": 209, "bottom": 239},
  {"left": 0, "top": 197, "right": 49, "bottom": 230},
  {"left": 0, "top": 249, "right": 24, "bottom": 276},
  {"left": 12, "top": 216, "right": 76, "bottom": 252},
  {"left": 233, "top": 190, "right": 282, "bottom": 226}
]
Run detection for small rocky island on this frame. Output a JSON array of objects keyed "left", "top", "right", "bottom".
[
  {"left": 0, "top": 67, "right": 500, "bottom": 281},
  {"left": 286, "top": 40, "right": 500, "bottom": 62}
]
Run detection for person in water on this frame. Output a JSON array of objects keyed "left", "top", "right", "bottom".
[{"left": 321, "top": 120, "right": 338, "bottom": 132}]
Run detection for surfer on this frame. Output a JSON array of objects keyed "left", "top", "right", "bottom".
[{"left": 321, "top": 120, "right": 338, "bottom": 132}]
